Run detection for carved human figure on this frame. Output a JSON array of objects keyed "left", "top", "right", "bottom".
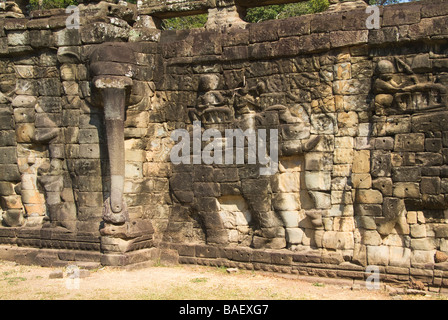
[
  {"left": 32, "top": 116, "right": 77, "bottom": 231},
  {"left": 373, "top": 60, "right": 403, "bottom": 115},
  {"left": 374, "top": 59, "right": 447, "bottom": 115}
]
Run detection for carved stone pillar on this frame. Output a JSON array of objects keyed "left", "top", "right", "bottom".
[
  {"left": 206, "top": 0, "right": 247, "bottom": 30},
  {"left": 327, "top": 0, "right": 368, "bottom": 11}
]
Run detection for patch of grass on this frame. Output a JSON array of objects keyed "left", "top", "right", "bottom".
[
  {"left": 6, "top": 276, "right": 26, "bottom": 285},
  {"left": 190, "top": 277, "right": 208, "bottom": 283},
  {"left": 1, "top": 269, "right": 27, "bottom": 286},
  {"left": 312, "top": 282, "right": 325, "bottom": 287},
  {"left": 2, "top": 270, "right": 15, "bottom": 277},
  {"left": 214, "top": 266, "right": 229, "bottom": 274}
]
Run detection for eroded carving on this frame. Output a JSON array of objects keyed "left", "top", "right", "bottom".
[{"left": 374, "top": 59, "right": 447, "bottom": 116}]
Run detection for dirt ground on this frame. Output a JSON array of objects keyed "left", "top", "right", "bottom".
[{"left": 0, "top": 259, "right": 446, "bottom": 301}]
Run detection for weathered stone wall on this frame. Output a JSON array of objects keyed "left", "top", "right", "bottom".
[{"left": 0, "top": 0, "right": 448, "bottom": 290}]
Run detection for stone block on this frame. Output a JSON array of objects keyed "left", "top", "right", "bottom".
[
  {"left": 11, "top": 95, "right": 37, "bottom": 109},
  {"left": 333, "top": 79, "right": 369, "bottom": 96},
  {"left": 435, "top": 225, "right": 448, "bottom": 238},
  {"left": 355, "top": 189, "right": 383, "bottom": 204},
  {"left": 308, "top": 191, "right": 331, "bottom": 209},
  {"left": 372, "top": 177, "right": 393, "bottom": 196},
  {"left": 337, "top": 111, "right": 358, "bottom": 136},
  {"left": 335, "top": 137, "right": 354, "bottom": 149},
  {"left": 311, "top": 12, "right": 342, "bottom": 33},
  {"left": 366, "top": 245, "right": 389, "bottom": 266},
  {"left": 21, "top": 189, "right": 46, "bottom": 205},
  {"left": 2, "top": 209, "right": 25, "bottom": 227},
  {"left": 352, "top": 173, "right": 372, "bottom": 189},
  {"left": 333, "top": 217, "right": 355, "bottom": 232},
  {"left": 305, "top": 152, "right": 333, "bottom": 171},
  {"left": 389, "top": 247, "right": 411, "bottom": 268},
  {"left": 415, "top": 152, "right": 443, "bottom": 167},
  {"left": 383, "top": 197, "right": 406, "bottom": 221},
  {"left": 356, "top": 216, "right": 377, "bottom": 230},
  {"left": 333, "top": 62, "right": 351, "bottom": 80},
  {"left": 193, "top": 182, "right": 220, "bottom": 197},
  {"left": 7, "top": 30, "right": 29, "bottom": 46},
  {"left": 328, "top": 204, "right": 353, "bottom": 217},
  {"left": 0, "top": 182, "right": 15, "bottom": 196},
  {"left": 77, "top": 192, "right": 103, "bottom": 208},
  {"left": 411, "top": 238, "right": 436, "bottom": 251},
  {"left": 410, "top": 224, "right": 427, "bottom": 238},
  {"left": 371, "top": 150, "right": 391, "bottom": 177},
  {"left": 394, "top": 133, "right": 425, "bottom": 152},
  {"left": 1, "top": 195, "right": 23, "bottom": 209},
  {"left": 14, "top": 107, "right": 36, "bottom": 124},
  {"left": 382, "top": 3, "right": 421, "bottom": 26},
  {"left": 272, "top": 193, "right": 300, "bottom": 211},
  {"left": 125, "top": 162, "right": 143, "bottom": 179},
  {"left": 62, "top": 81, "right": 79, "bottom": 96},
  {"left": 54, "top": 28, "right": 81, "bottom": 46},
  {"left": 304, "top": 171, "right": 331, "bottom": 191},
  {"left": 425, "top": 138, "right": 442, "bottom": 153},
  {"left": 0, "top": 165, "right": 20, "bottom": 181},
  {"left": 311, "top": 114, "right": 336, "bottom": 135},
  {"left": 406, "top": 211, "right": 418, "bottom": 224},
  {"left": 0, "top": 130, "right": 16, "bottom": 147},
  {"left": 170, "top": 173, "right": 193, "bottom": 191},
  {"left": 392, "top": 167, "right": 421, "bottom": 182},
  {"left": 420, "top": 177, "right": 441, "bottom": 195},
  {"left": 322, "top": 231, "right": 354, "bottom": 250},
  {"left": 29, "top": 29, "right": 53, "bottom": 48},
  {"left": 277, "top": 15, "right": 311, "bottom": 37},
  {"left": 241, "top": 179, "right": 270, "bottom": 195},
  {"left": 279, "top": 211, "right": 299, "bottom": 228},
  {"left": 272, "top": 172, "right": 300, "bottom": 193},
  {"left": 331, "top": 190, "right": 353, "bottom": 205},
  {"left": 411, "top": 111, "right": 448, "bottom": 133},
  {"left": 352, "top": 150, "right": 370, "bottom": 173},
  {"left": 271, "top": 252, "right": 293, "bottom": 266},
  {"left": 78, "top": 144, "right": 100, "bottom": 159},
  {"left": 393, "top": 182, "right": 420, "bottom": 198},
  {"left": 0, "top": 147, "right": 17, "bottom": 164},
  {"left": 374, "top": 137, "right": 394, "bottom": 150},
  {"left": 333, "top": 148, "right": 353, "bottom": 164},
  {"left": 0, "top": 113, "right": 14, "bottom": 130},
  {"left": 285, "top": 228, "right": 304, "bottom": 245},
  {"left": 196, "top": 197, "right": 220, "bottom": 213},
  {"left": 411, "top": 250, "right": 435, "bottom": 265},
  {"left": 360, "top": 230, "right": 382, "bottom": 245},
  {"left": 330, "top": 30, "right": 368, "bottom": 48},
  {"left": 37, "top": 78, "right": 62, "bottom": 97}
]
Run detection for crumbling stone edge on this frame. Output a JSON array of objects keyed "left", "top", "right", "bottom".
[{"left": 1, "top": 241, "right": 447, "bottom": 293}]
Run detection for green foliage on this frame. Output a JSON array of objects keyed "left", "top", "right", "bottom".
[
  {"left": 369, "top": 0, "right": 400, "bottom": 5},
  {"left": 161, "top": 14, "right": 208, "bottom": 30},
  {"left": 29, "top": 0, "right": 78, "bottom": 11},
  {"left": 309, "top": 0, "right": 330, "bottom": 13},
  {"left": 245, "top": 0, "right": 329, "bottom": 23},
  {"left": 245, "top": 4, "right": 285, "bottom": 23},
  {"left": 277, "top": 2, "right": 312, "bottom": 19}
]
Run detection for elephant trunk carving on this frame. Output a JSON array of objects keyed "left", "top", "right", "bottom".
[
  {"left": 89, "top": 42, "right": 138, "bottom": 226},
  {"left": 93, "top": 76, "right": 132, "bottom": 224}
]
